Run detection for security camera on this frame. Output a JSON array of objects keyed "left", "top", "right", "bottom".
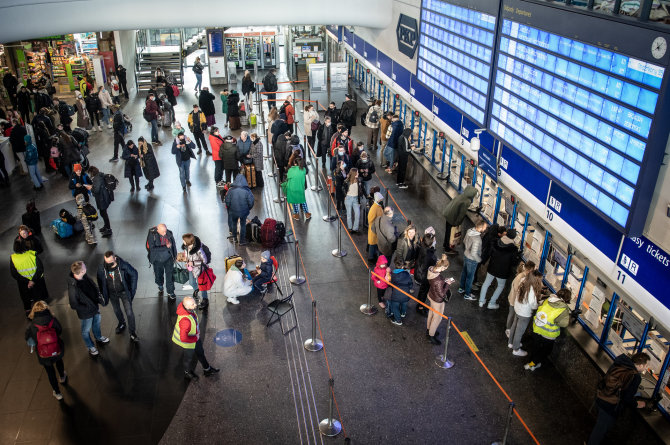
[{"left": 474, "top": 128, "right": 485, "bottom": 136}]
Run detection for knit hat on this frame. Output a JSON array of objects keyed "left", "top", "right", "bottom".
[
  {"left": 261, "top": 250, "right": 271, "bottom": 261},
  {"left": 506, "top": 228, "right": 517, "bottom": 239},
  {"left": 374, "top": 192, "right": 384, "bottom": 203},
  {"left": 425, "top": 226, "right": 435, "bottom": 236},
  {"left": 290, "top": 135, "right": 300, "bottom": 145},
  {"left": 73, "top": 163, "right": 82, "bottom": 173}
]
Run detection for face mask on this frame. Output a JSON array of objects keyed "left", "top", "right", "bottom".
[
  {"left": 338, "top": 150, "right": 344, "bottom": 156},
  {"left": 179, "top": 138, "right": 185, "bottom": 143},
  {"left": 151, "top": 97, "right": 155, "bottom": 101}
]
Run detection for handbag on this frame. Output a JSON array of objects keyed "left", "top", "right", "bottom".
[
  {"left": 172, "top": 262, "right": 190, "bottom": 284},
  {"left": 197, "top": 265, "right": 216, "bottom": 291}
]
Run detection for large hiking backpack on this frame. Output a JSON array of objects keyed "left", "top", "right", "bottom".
[
  {"left": 72, "top": 127, "right": 89, "bottom": 148},
  {"left": 82, "top": 203, "right": 98, "bottom": 221},
  {"left": 261, "top": 218, "right": 284, "bottom": 249},
  {"left": 200, "top": 243, "right": 212, "bottom": 264},
  {"left": 597, "top": 365, "right": 637, "bottom": 405},
  {"left": 36, "top": 320, "right": 61, "bottom": 358},
  {"left": 51, "top": 219, "right": 74, "bottom": 239},
  {"left": 145, "top": 227, "right": 158, "bottom": 262}
]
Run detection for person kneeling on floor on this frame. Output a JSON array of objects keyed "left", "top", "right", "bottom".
[{"left": 223, "top": 258, "right": 253, "bottom": 304}]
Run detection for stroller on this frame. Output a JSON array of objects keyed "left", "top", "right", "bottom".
[
  {"left": 158, "top": 94, "right": 173, "bottom": 126},
  {"left": 122, "top": 113, "right": 133, "bottom": 134}
]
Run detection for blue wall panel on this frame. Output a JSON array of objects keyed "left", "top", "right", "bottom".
[
  {"left": 432, "top": 96, "right": 461, "bottom": 134},
  {"left": 353, "top": 34, "right": 364, "bottom": 53},
  {"left": 363, "top": 40, "right": 377, "bottom": 65},
  {"left": 410, "top": 75, "right": 434, "bottom": 112},
  {"left": 377, "top": 51, "right": 393, "bottom": 78},
  {"left": 500, "top": 144, "right": 551, "bottom": 203},
  {"left": 392, "top": 62, "right": 411, "bottom": 92}
]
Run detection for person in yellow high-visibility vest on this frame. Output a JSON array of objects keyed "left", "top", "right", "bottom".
[
  {"left": 10, "top": 244, "right": 48, "bottom": 317},
  {"left": 172, "top": 296, "right": 219, "bottom": 381},
  {"left": 524, "top": 288, "right": 572, "bottom": 372}
]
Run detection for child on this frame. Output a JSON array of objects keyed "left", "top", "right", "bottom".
[
  {"left": 388, "top": 256, "right": 413, "bottom": 326},
  {"left": 252, "top": 250, "right": 274, "bottom": 292},
  {"left": 372, "top": 255, "right": 390, "bottom": 309},
  {"left": 172, "top": 121, "right": 185, "bottom": 138}
]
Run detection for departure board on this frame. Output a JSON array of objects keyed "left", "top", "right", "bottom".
[
  {"left": 417, "top": 0, "right": 498, "bottom": 125},
  {"left": 489, "top": 2, "right": 668, "bottom": 232}
]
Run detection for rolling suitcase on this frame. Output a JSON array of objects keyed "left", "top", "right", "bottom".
[
  {"left": 161, "top": 110, "right": 172, "bottom": 127},
  {"left": 229, "top": 116, "right": 241, "bottom": 130},
  {"left": 225, "top": 255, "right": 242, "bottom": 272},
  {"left": 244, "top": 164, "right": 256, "bottom": 188}
]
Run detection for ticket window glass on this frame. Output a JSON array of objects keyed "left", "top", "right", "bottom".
[
  {"left": 244, "top": 37, "right": 260, "bottom": 68},
  {"left": 520, "top": 213, "right": 546, "bottom": 268},
  {"left": 544, "top": 241, "right": 569, "bottom": 292},
  {"left": 640, "top": 327, "right": 670, "bottom": 417},
  {"left": 564, "top": 254, "right": 587, "bottom": 311},
  {"left": 497, "top": 191, "right": 516, "bottom": 227},
  {"left": 226, "top": 38, "right": 242, "bottom": 66},
  {"left": 578, "top": 276, "right": 612, "bottom": 340},
  {"left": 262, "top": 36, "right": 276, "bottom": 67}
]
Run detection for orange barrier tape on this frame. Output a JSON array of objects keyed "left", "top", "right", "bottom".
[
  {"left": 255, "top": 80, "right": 308, "bottom": 85},
  {"left": 258, "top": 89, "right": 305, "bottom": 95}
]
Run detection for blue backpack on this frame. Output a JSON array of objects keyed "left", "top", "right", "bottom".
[{"left": 51, "top": 219, "right": 73, "bottom": 239}]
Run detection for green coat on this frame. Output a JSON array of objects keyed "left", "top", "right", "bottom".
[
  {"left": 442, "top": 185, "right": 477, "bottom": 225},
  {"left": 220, "top": 93, "right": 229, "bottom": 114},
  {"left": 285, "top": 166, "right": 307, "bottom": 204}
]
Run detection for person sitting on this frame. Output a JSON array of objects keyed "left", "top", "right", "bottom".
[
  {"left": 251, "top": 251, "right": 274, "bottom": 292},
  {"left": 223, "top": 258, "right": 253, "bottom": 305}
]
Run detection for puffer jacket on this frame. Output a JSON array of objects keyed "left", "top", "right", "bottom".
[
  {"left": 427, "top": 267, "right": 450, "bottom": 303},
  {"left": 487, "top": 236, "right": 520, "bottom": 279},
  {"left": 221, "top": 137, "right": 239, "bottom": 169},
  {"left": 463, "top": 228, "right": 483, "bottom": 262},
  {"left": 372, "top": 255, "right": 389, "bottom": 290},
  {"left": 182, "top": 236, "right": 208, "bottom": 278},
  {"left": 67, "top": 274, "right": 100, "bottom": 320},
  {"left": 389, "top": 268, "right": 413, "bottom": 302},
  {"left": 414, "top": 240, "right": 437, "bottom": 284},
  {"left": 225, "top": 175, "right": 254, "bottom": 216}
]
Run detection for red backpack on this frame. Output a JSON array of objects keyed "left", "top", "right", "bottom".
[
  {"left": 36, "top": 320, "right": 61, "bottom": 358},
  {"left": 172, "top": 84, "right": 180, "bottom": 97}
]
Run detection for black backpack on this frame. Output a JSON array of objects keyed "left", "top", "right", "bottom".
[
  {"left": 368, "top": 108, "right": 379, "bottom": 124},
  {"left": 279, "top": 103, "right": 288, "bottom": 116},
  {"left": 145, "top": 227, "right": 158, "bottom": 262},
  {"left": 200, "top": 243, "right": 212, "bottom": 264},
  {"left": 104, "top": 173, "right": 119, "bottom": 191}
]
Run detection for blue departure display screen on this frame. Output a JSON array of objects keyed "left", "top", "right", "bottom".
[
  {"left": 489, "top": 19, "right": 664, "bottom": 229},
  {"left": 417, "top": 0, "right": 497, "bottom": 125}
]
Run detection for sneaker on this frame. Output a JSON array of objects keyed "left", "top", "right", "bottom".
[
  {"left": 186, "top": 181, "right": 192, "bottom": 186},
  {"left": 487, "top": 303, "right": 500, "bottom": 310},
  {"left": 59, "top": 372, "right": 68, "bottom": 384},
  {"left": 513, "top": 349, "right": 528, "bottom": 357},
  {"left": 227, "top": 297, "right": 240, "bottom": 305},
  {"left": 305, "top": 212, "right": 312, "bottom": 220},
  {"left": 478, "top": 301, "right": 485, "bottom": 308},
  {"left": 428, "top": 335, "right": 441, "bottom": 345},
  {"left": 198, "top": 299, "right": 209, "bottom": 310},
  {"left": 158, "top": 288, "right": 164, "bottom": 296},
  {"left": 464, "top": 294, "right": 477, "bottom": 301},
  {"left": 400, "top": 313, "right": 406, "bottom": 318},
  {"left": 109, "top": 157, "right": 119, "bottom": 162},
  {"left": 390, "top": 319, "right": 403, "bottom": 326},
  {"left": 203, "top": 366, "right": 220, "bottom": 377},
  {"left": 378, "top": 302, "right": 386, "bottom": 309},
  {"left": 398, "top": 184, "right": 408, "bottom": 189},
  {"left": 53, "top": 391, "right": 64, "bottom": 401},
  {"left": 292, "top": 214, "right": 300, "bottom": 221},
  {"left": 182, "top": 284, "right": 194, "bottom": 291},
  {"left": 115, "top": 322, "right": 126, "bottom": 334},
  {"left": 505, "top": 329, "right": 510, "bottom": 338},
  {"left": 458, "top": 288, "right": 465, "bottom": 294},
  {"left": 96, "top": 336, "right": 110, "bottom": 345},
  {"left": 130, "top": 333, "right": 139, "bottom": 342},
  {"left": 98, "top": 126, "right": 103, "bottom": 131},
  {"left": 168, "top": 294, "right": 176, "bottom": 302},
  {"left": 88, "top": 347, "right": 99, "bottom": 356}
]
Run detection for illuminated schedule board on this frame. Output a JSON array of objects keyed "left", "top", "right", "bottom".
[
  {"left": 489, "top": 0, "right": 670, "bottom": 234},
  {"left": 417, "top": 0, "right": 499, "bottom": 126}
]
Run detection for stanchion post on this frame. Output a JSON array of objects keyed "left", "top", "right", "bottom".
[
  {"left": 331, "top": 219, "right": 347, "bottom": 257},
  {"left": 323, "top": 193, "right": 337, "bottom": 222},
  {"left": 491, "top": 402, "right": 515, "bottom": 445},
  {"left": 304, "top": 300, "right": 323, "bottom": 352},
  {"left": 289, "top": 240, "right": 306, "bottom": 285},
  {"left": 310, "top": 144, "right": 322, "bottom": 192},
  {"left": 360, "top": 270, "right": 378, "bottom": 315},
  {"left": 319, "top": 378, "right": 342, "bottom": 437},
  {"left": 435, "top": 317, "right": 454, "bottom": 369}
]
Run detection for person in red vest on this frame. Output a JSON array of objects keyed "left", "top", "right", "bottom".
[{"left": 172, "top": 296, "right": 219, "bottom": 381}]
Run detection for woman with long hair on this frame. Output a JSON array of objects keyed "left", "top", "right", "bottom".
[
  {"left": 509, "top": 270, "right": 543, "bottom": 356},
  {"left": 343, "top": 168, "right": 361, "bottom": 233},
  {"left": 241, "top": 70, "right": 256, "bottom": 113}
]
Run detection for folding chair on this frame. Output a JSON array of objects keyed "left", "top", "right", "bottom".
[{"left": 265, "top": 290, "right": 297, "bottom": 335}]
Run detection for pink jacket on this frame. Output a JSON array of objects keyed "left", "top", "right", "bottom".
[{"left": 372, "top": 255, "right": 389, "bottom": 290}]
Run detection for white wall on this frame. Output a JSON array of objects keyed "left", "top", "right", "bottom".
[
  {"left": 113, "top": 30, "right": 136, "bottom": 96},
  {"left": 645, "top": 135, "right": 670, "bottom": 252}
]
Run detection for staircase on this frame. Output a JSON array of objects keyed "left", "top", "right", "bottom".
[{"left": 135, "top": 47, "right": 183, "bottom": 93}]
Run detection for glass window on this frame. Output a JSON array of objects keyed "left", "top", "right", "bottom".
[
  {"left": 597, "top": 193, "right": 614, "bottom": 215},
  {"left": 601, "top": 172, "right": 618, "bottom": 195},
  {"left": 616, "top": 182, "right": 634, "bottom": 206},
  {"left": 621, "top": 159, "right": 640, "bottom": 184},
  {"left": 610, "top": 203, "right": 628, "bottom": 227}
]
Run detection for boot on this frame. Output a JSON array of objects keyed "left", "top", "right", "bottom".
[
  {"left": 428, "top": 335, "right": 442, "bottom": 345},
  {"left": 198, "top": 298, "right": 209, "bottom": 310}
]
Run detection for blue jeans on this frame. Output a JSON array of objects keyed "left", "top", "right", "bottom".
[
  {"left": 101, "top": 107, "right": 110, "bottom": 125},
  {"left": 228, "top": 212, "right": 248, "bottom": 242},
  {"left": 190, "top": 272, "right": 208, "bottom": 300},
  {"left": 478, "top": 272, "right": 507, "bottom": 307},
  {"left": 150, "top": 119, "right": 159, "bottom": 142},
  {"left": 195, "top": 73, "right": 202, "bottom": 91},
  {"left": 384, "top": 144, "right": 395, "bottom": 166},
  {"left": 459, "top": 257, "right": 479, "bottom": 295},
  {"left": 388, "top": 300, "right": 407, "bottom": 322},
  {"left": 80, "top": 313, "right": 102, "bottom": 349},
  {"left": 178, "top": 159, "right": 191, "bottom": 188},
  {"left": 344, "top": 195, "right": 360, "bottom": 231},
  {"left": 27, "top": 164, "right": 43, "bottom": 187},
  {"left": 368, "top": 243, "right": 378, "bottom": 261}
]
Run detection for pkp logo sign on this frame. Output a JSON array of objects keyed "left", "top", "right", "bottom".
[{"left": 396, "top": 14, "right": 418, "bottom": 59}]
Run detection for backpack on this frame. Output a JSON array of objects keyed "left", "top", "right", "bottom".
[
  {"left": 36, "top": 320, "right": 61, "bottom": 358},
  {"left": 311, "top": 120, "right": 320, "bottom": 133},
  {"left": 67, "top": 104, "right": 76, "bottom": 116},
  {"left": 597, "top": 365, "right": 637, "bottom": 405},
  {"left": 113, "top": 83, "right": 120, "bottom": 91},
  {"left": 172, "top": 84, "right": 180, "bottom": 97},
  {"left": 261, "top": 218, "right": 284, "bottom": 248},
  {"left": 104, "top": 173, "right": 119, "bottom": 191},
  {"left": 246, "top": 216, "right": 262, "bottom": 243},
  {"left": 51, "top": 219, "right": 74, "bottom": 239},
  {"left": 279, "top": 103, "right": 288, "bottom": 116},
  {"left": 145, "top": 227, "right": 158, "bottom": 261},
  {"left": 200, "top": 243, "right": 212, "bottom": 264},
  {"left": 143, "top": 108, "right": 153, "bottom": 122},
  {"left": 368, "top": 108, "right": 379, "bottom": 124},
  {"left": 341, "top": 104, "right": 355, "bottom": 122},
  {"left": 59, "top": 209, "right": 76, "bottom": 225},
  {"left": 83, "top": 203, "right": 98, "bottom": 221}
]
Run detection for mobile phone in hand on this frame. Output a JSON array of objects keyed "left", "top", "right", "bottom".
[{"left": 446, "top": 278, "right": 455, "bottom": 285}]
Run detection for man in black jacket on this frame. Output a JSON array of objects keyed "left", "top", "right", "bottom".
[
  {"left": 110, "top": 105, "right": 124, "bottom": 162},
  {"left": 271, "top": 114, "right": 289, "bottom": 146},
  {"left": 263, "top": 69, "right": 278, "bottom": 111},
  {"left": 317, "top": 116, "right": 336, "bottom": 169},
  {"left": 274, "top": 131, "right": 292, "bottom": 183},
  {"left": 68, "top": 261, "right": 110, "bottom": 356},
  {"left": 587, "top": 352, "right": 650, "bottom": 444},
  {"left": 97, "top": 251, "right": 139, "bottom": 342},
  {"left": 478, "top": 229, "right": 519, "bottom": 309},
  {"left": 116, "top": 65, "right": 129, "bottom": 98},
  {"left": 147, "top": 224, "right": 177, "bottom": 301},
  {"left": 339, "top": 94, "right": 358, "bottom": 134},
  {"left": 3, "top": 72, "right": 19, "bottom": 107},
  {"left": 473, "top": 224, "right": 507, "bottom": 289}
]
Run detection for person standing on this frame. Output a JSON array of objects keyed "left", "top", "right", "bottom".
[
  {"left": 98, "top": 86, "right": 113, "bottom": 129},
  {"left": 220, "top": 89, "right": 229, "bottom": 126},
  {"left": 355, "top": 150, "right": 375, "bottom": 197},
  {"left": 285, "top": 155, "right": 311, "bottom": 221},
  {"left": 274, "top": 131, "right": 292, "bottom": 183},
  {"left": 67, "top": 261, "right": 110, "bottom": 356},
  {"left": 172, "top": 296, "right": 219, "bottom": 380},
  {"left": 73, "top": 91, "right": 89, "bottom": 129},
  {"left": 388, "top": 256, "right": 413, "bottom": 326},
  {"left": 221, "top": 134, "right": 239, "bottom": 183},
  {"left": 192, "top": 57, "right": 204, "bottom": 93},
  {"left": 225, "top": 175, "right": 255, "bottom": 245},
  {"left": 122, "top": 140, "right": 143, "bottom": 192},
  {"left": 241, "top": 70, "right": 256, "bottom": 112},
  {"left": 138, "top": 137, "right": 160, "bottom": 191},
  {"left": 116, "top": 65, "right": 129, "bottom": 98},
  {"left": 343, "top": 168, "right": 361, "bottom": 233},
  {"left": 441, "top": 185, "right": 477, "bottom": 255},
  {"left": 365, "top": 99, "right": 382, "bottom": 150},
  {"left": 171, "top": 133, "right": 196, "bottom": 192},
  {"left": 372, "top": 255, "right": 390, "bottom": 309},
  {"left": 370, "top": 207, "right": 398, "bottom": 260},
  {"left": 68, "top": 163, "right": 92, "bottom": 203},
  {"left": 181, "top": 234, "right": 211, "bottom": 310},
  {"left": 25, "top": 301, "right": 67, "bottom": 400},
  {"left": 415, "top": 230, "right": 438, "bottom": 316},
  {"left": 395, "top": 128, "right": 413, "bottom": 189},
  {"left": 9, "top": 119, "right": 28, "bottom": 175},
  {"left": 209, "top": 127, "right": 225, "bottom": 184},
  {"left": 426, "top": 256, "right": 451, "bottom": 344},
  {"left": 325, "top": 101, "right": 339, "bottom": 128},
  {"left": 88, "top": 166, "right": 114, "bottom": 237},
  {"left": 3, "top": 72, "right": 19, "bottom": 107},
  {"left": 478, "top": 228, "right": 519, "bottom": 309},
  {"left": 84, "top": 89, "right": 102, "bottom": 131},
  {"left": 97, "top": 251, "right": 139, "bottom": 342},
  {"left": 250, "top": 133, "right": 264, "bottom": 188},
  {"left": 227, "top": 90, "right": 241, "bottom": 130},
  {"left": 506, "top": 261, "right": 536, "bottom": 338},
  {"left": 10, "top": 244, "right": 48, "bottom": 318},
  {"left": 303, "top": 104, "right": 319, "bottom": 153},
  {"left": 459, "top": 219, "right": 487, "bottom": 301},
  {"left": 187, "top": 104, "right": 210, "bottom": 155},
  {"left": 270, "top": 112, "right": 289, "bottom": 146},
  {"left": 367, "top": 191, "right": 385, "bottom": 263},
  {"left": 587, "top": 352, "right": 650, "bottom": 445},
  {"left": 24, "top": 135, "right": 44, "bottom": 190},
  {"left": 524, "top": 288, "right": 572, "bottom": 372},
  {"left": 282, "top": 97, "right": 295, "bottom": 134},
  {"left": 383, "top": 115, "right": 403, "bottom": 170},
  {"left": 17, "top": 85, "right": 32, "bottom": 124},
  {"left": 317, "top": 115, "right": 335, "bottom": 169},
  {"left": 110, "top": 104, "right": 124, "bottom": 162},
  {"left": 147, "top": 224, "right": 177, "bottom": 302},
  {"left": 509, "top": 270, "right": 542, "bottom": 356},
  {"left": 109, "top": 73, "right": 121, "bottom": 104},
  {"left": 14, "top": 225, "right": 43, "bottom": 254},
  {"left": 145, "top": 93, "right": 162, "bottom": 144},
  {"left": 262, "top": 69, "right": 278, "bottom": 111},
  {"left": 198, "top": 87, "right": 216, "bottom": 129},
  {"left": 54, "top": 97, "right": 73, "bottom": 132},
  {"left": 339, "top": 94, "right": 357, "bottom": 134}
]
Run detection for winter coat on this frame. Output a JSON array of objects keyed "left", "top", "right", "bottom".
[
  {"left": 508, "top": 272, "right": 528, "bottom": 305},
  {"left": 396, "top": 128, "right": 413, "bottom": 159},
  {"left": 242, "top": 76, "right": 256, "bottom": 95},
  {"left": 112, "top": 110, "right": 125, "bottom": 133},
  {"left": 331, "top": 135, "right": 353, "bottom": 157},
  {"left": 285, "top": 166, "right": 307, "bottom": 204},
  {"left": 181, "top": 236, "right": 208, "bottom": 278},
  {"left": 25, "top": 310, "right": 64, "bottom": 365},
  {"left": 59, "top": 138, "right": 80, "bottom": 165},
  {"left": 596, "top": 354, "right": 643, "bottom": 415},
  {"left": 67, "top": 273, "right": 100, "bottom": 320},
  {"left": 367, "top": 201, "right": 384, "bottom": 245},
  {"left": 10, "top": 125, "right": 27, "bottom": 153},
  {"left": 330, "top": 152, "right": 350, "bottom": 174},
  {"left": 317, "top": 123, "right": 336, "bottom": 157},
  {"left": 14, "top": 234, "right": 43, "bottom": 255},
  {"left": 220, "top": 93, "right": 229, "bottom": 113},
  {"left": 84, "top": 93, "right": 101, "bottom": 114},
  {"left": 68, "top": 172, "right": 92, "bottom": 197},
  {"left": 139, "top": 141, "right": 160, "bottom": 180},
  {"left": 427, "top": 268, "right": 450, "bottom": 303},
  {"left": 227, "top": 91, "right": 240, "bottom": 117},
  {"left": 482, "top": 224, "right": 503, "bottom": 262},
  {"left": 365, "top": 105, "right": 382, "bottom": 129},
  {"left": 251, "top": 139, "right": 264, "bottom": 171},
  {"left": 262, "top": 72, "right": 278, "bottom": 92},
  {"left": 223, "top": 265, "right": 252, "bottom": 299},
  {"left": 303, "top": 109, "right": 319, "bottom": 137},
  {"left": 414, "top": 242, "right": 437, "bottom": 284},
  {"left": 237, "top": 136, "right": 252, "bottom": 161},
  {"left": 171, "top": 138, "right": 196, "bottom": 166},
  {"left": 283, "top": 102, "right": 295, "bottom": 125},
  {"left": 225, "top": 175, "right": 254, "bottom": 216},
  {"left": 122, "top": 142, "right": 143, "bottom": 178},
  {"left": 193, "top": 61, "right": 204, "bottom": 74},
  {"left": 370, "top": 214, "right": 397, "bottom": 258},
  {"left": 221, "top": 139, "right": 239, "bottom": 169},
  {"left": 487, "top": 236, "right": 520, "bottom": 279},
  {"left": 96, "top": 256, "right": 138, "bottom": 302},
  {"left": 271, "top": 119, "right": 290, "bottom": 145},
  {"left": 144, "top": 98, "right": 161, "bottom": 119},
  {"left": 339, "top": 99, "right": 357, "bottom": 126},
  {"left": 380, "top": 117, "right": 391, "bottom": 143},
  {"left": 165, "top": 82, "right": 177, "bottom": 106},
  {"left": 356, "top": 158, "right": 375, "bottom": 182},
  {"left": 147, "top": 227, "right": 177, "bottom": 263},
  {"left": 187, "top": 110, "right": 206, "bottom": 134},
  {"left": 442, "top": 185, "right": 477, "bottom": 226},
  {"left": 372, "top": 255, "right": 390, "bottom": 290},
  {"left": 274, "top": 135, "right": 291, "bottom": 166},
  {"left": 463, "top": 228, "right": 483, "bottom": 262},
  {"left": 57, "top": 101, "right": 73, "bottom": 126},
  {"left": 514, "top": 286, "right": 539, "bottom": 318},
  {"left": 325, "top": 106, "right": 339, "bottom": 126},
  {"left": 17, "top": 89, "right": 32, "bottom": 113},
  {"left": 198, "top": 89, "right": 216, "bottom": 116},
  {"left": 209, "top": 134, "right": 224, "bottom": 161},
  {"left": 91, "top": 173, "right": 113, "bottom": 210},
  {"left": 388, "top": 120, "right": 404, "bottom": 148},
  {"left": 75, "top": 99, "right": 89, "bottom": 128},
  {"left": 389, "top": 269, "right": 413, "bottom": 302},
  {"left": 394, "top": 234, "right": 419, "bottom": 269},
  {"left": 99, "top": 89, "right": 113, "bottom": 108},
  {"left": 24, "top": 136, "right": 39, "bottom": 166}
]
